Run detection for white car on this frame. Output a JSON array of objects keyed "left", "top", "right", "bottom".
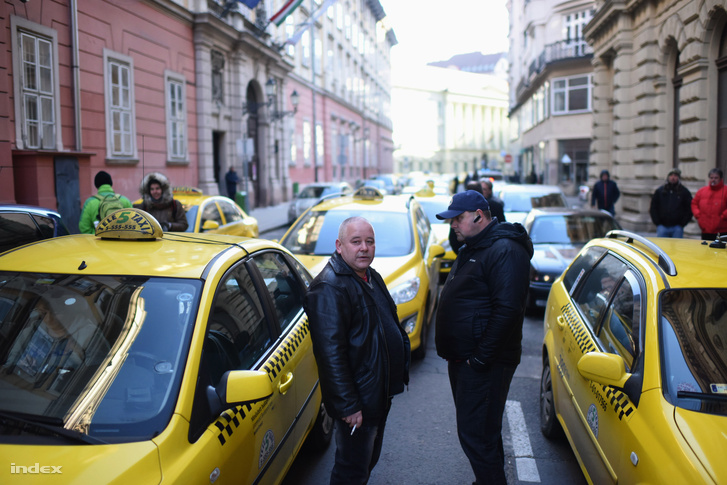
[{"left": 497, "top": 184, "right": 568, "bottom": 225}]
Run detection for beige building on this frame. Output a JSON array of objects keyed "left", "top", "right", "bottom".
[
  {"left": 391, "top": 63, "right": 511, "bottom": 177},
  {"left": 508, "top": 0, "right": 597, "bottom": 194},
  {"left": 584, "top": 0, "right": 727, "bottom": 233}
]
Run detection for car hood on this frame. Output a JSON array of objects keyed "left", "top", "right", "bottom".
[
  {"left": 0, "top": 440, "right": 160, "bottom": 482},
  {"left": 674, "top": 407, "right": 727, "bottom": 482},
  {"left": 531, "top": 243, "right": 583, "bottom": 272}
]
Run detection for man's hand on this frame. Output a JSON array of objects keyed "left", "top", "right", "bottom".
[{"left": 343, "top": 410, "right": 363, "bottom": 428}]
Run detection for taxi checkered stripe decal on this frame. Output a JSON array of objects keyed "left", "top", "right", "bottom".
[
  {"left": 214, "top": 317, "right": 311, "bottom": 445},
  {"left": 561, "top": 304, "right": 635, "bottom": 421},
  {"left": 605, "top": 385, "right": 634, "bottom": 420},
  {"left": 216, "top": 403, "right": 253, "bottom": 445},
  {"left": 262, "top": 318, "right": 310, "bottom": 379}
]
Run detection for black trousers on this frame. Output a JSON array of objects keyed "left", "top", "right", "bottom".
[{"left": 329, "top": 400, "right": 392, "bottom": 485}]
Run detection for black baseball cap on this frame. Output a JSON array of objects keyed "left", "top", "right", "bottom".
[{"left": 436, "top": 190, "right": 490, "bottom": 220}]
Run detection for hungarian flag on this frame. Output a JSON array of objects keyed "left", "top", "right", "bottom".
[{"left": 270, "top": 0, "right": 304, "bottom": 26}]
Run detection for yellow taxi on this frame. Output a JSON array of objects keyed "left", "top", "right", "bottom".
[
  {"left": 0, "top": 208, "right": 331, "bottom": 484},
  {"left": 410, "top": 188, "right": 457, "bottom": 285},
  {"left": 174, "top": 187, "right": 259, "bottom": 237},
  {"left": 279, "top": 187, "right": 444, "bottom": 358},
  {"left": 541, "top": 230, "right": 727, "bottom": 484}
]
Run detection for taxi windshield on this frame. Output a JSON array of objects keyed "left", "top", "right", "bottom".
[
  {"left": 660, "top": 289, "right": 727, "bottom": 416},
  {"left": 0, "top": 272, "right": 200, "bottom": 443},
  {"left": 280, "top": 210, "right": 413, "bottom": 256}
]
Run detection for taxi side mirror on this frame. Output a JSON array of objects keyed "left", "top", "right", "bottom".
[
  {"left": 202, "top": 220, "right": 220, "bottom": 231},
  {"left": 427, "top": 244, "right": 446, "bottom": 265},
  {"left": 577, "top": 352, "right": 630, "bottom": 389},
  {"left": 218, "top": 370, "right": 273, "bottom": 405}
]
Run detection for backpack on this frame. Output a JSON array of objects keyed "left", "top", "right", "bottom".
[{"left": 95, "top": 193, "right": 125, "bottom": 220}]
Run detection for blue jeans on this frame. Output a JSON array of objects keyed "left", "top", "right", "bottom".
[
  {"left": 656, "top": 224, "right": 683, "bottom": 238},
  {"left": 448, "top": 361, "right": 517, "bottom": 485},
  {"left": 329, "top": 401, "right": 391, "bottom": 485}
]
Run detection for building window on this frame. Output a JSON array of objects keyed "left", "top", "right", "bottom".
[
  {"left": 165, "top": 71, "right": 187, "bottom": 162},
  {"left": 303, "top": 120, "right": 312, "bottom": 166},
  {"left": 563, "top": 9, "right": 594, "bottom": 55},
  {"left": 11, "top": 17, "right": 61, "bottom": 151},
  {"left": 552, "top": 75, "right": 592, "bottom": 114},
  {"left": 314, "top": 36, "right": 323, "bottom": 74},
  {"left": 316, "top": 123, "right": 324, "bottom": 167},
  {"left": 285, "top": 16, "right": 296, "bottom": 57},
  {"left": 288, "top": 117, "right": 297, "bottom": 166},
  {"left": 302, "top": 31, "right": 311, "bottom": 68},
  {"left": 104, "top": 49, "right": 136, "bottom": 159}
]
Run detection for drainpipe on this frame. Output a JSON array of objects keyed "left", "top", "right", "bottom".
[{"left": 70, "top": 0, "right": 82, "bottom": 150}]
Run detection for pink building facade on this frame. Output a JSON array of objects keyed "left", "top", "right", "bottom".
[{"left": 2, "top": 0, "right": 199, "bottom": 231}]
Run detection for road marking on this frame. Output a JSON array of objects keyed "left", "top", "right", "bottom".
[{"left": 506, "top": 400, "right": 541, "bottom": 482}]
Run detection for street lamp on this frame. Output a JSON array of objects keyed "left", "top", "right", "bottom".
[{"left": 242, "top": 77, "right": 299, "bottom": 121}]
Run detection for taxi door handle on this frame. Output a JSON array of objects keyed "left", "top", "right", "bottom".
[
  {"left": 556, "top": 315, "right": 566, "bottom": 329},
  {"left": 278, "top": 372, "right": 294, "bottom": 395}
]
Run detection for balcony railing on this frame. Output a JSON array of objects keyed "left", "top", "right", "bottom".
[{"left": 528, "top": 40, "right": 593, "bottom": 78}]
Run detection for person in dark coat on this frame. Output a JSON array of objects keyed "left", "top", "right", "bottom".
[
  {"left": 304, "top": 217, "right": 410, "bottom": 485},
  {"left": 435, "top": 190, "right": 533, "bottom": 485},
  {"left": 224, "top": 166, "right": 240, "bottom": 200},
  {"left": 649, "top": 168, "right": 692, "bottom": 238},
  {"left": 134, "top": 172, "right": 188, "bottom": 232},
  {"left": 480, "top": 179, "right": 506, "bottom": 223},
  {"left": 591, "top": 169, "right": 620, "bottom": 215},
  {"left": 449, "top": 181, "right": 485, "bottom": 254}
]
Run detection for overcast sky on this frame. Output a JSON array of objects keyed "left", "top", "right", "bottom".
[{"left": 379, "top": 0, "right": 510, "bottom": 72}]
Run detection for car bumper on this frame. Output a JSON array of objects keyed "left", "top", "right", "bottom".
[{"left": 529, "top": 282, "right": 552, "bottom": 307}]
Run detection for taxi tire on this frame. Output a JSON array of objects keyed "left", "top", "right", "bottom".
[
  {"left": 540, "top": 360, "right": 563, "bottom": 439},
  {"left": 307, "top": 403, "right": 333, "bottom": 451}
]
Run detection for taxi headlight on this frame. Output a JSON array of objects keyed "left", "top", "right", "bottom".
[{"left": 389, "top": 277, "right": 420, "bottom": 305}]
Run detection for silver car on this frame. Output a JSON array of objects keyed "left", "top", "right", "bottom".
[{"left": 288, "top": 182, "right": 353, "bottom": 223}]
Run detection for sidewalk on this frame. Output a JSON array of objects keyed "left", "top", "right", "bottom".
[{"left": 249, "top": 202, "right": 291, "bottom": 233}]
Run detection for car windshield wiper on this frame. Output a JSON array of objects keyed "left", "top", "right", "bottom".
[
  {"left": 0, "top": 410, "right": 106, "bottom": 444},
  {"left": 676, "top": 391, "right": 727, "bottom": 403}
]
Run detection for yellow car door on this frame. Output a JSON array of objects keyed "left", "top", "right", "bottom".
[{"left": 161, "top": 256, "right": 299, "bottom": 484}]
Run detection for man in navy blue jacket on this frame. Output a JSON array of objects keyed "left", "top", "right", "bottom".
[
  {"left": 435, "top": 190, "right": 533, "bottom": 485},
  {"left": 591, "top": 169, "right": 620, "bottom": 215}
]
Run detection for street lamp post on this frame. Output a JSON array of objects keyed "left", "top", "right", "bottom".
[{"left": 242, "top": 77, "right": 299, "bottom": 121}]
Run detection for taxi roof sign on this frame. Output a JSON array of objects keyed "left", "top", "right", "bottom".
[
  {"left": 172, "top": 186, "right": 204, "bottom": 196},
  {"left": 353, "top": 186, "right": 384, "bottom": 200},
  {"left": 95, "top": 208, "right": 163, "bottom": 239}
]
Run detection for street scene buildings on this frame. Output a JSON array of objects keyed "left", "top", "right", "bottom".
[
  {"left": 391, "top": 52, "right": 512, "bottom": 178},
  {"left": 2, "top": 0, "right": 395, "bottom": 229},
  {"left": 3, "top": 0, "right": 727, "bottom": 234}
]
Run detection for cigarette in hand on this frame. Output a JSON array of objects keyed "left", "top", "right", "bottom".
[{"left": 350, "top": 424, "right": 356, "bottom": 435}]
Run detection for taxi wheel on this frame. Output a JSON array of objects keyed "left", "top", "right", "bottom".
[
  {"left": 540, "top": 360, "right": 563, "bottom": 439},
  {"left": 308, "top": 403, "right": 333, "bottom": 451}
]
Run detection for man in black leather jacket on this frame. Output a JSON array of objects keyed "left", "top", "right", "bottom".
[
  {"left": 304, "top": 216, "right": 410, "bottom": 485},
  {"left": 435, "top": 190, "right": 533, "bottom": 485}
]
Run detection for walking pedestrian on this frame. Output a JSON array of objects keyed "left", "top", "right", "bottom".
[
  {"left": 304, "top": 216, "right": 410, "bottom": 485},
  {"left": 691, "top": 168, "right": 727, "bottom": 240},
  {"left": 78, "top": 170, "right": 132, "bottom": 234},
  {"left": 591, "top": 169, "right": 620, "bottom": 215},
  {"left": 649, "top": 168, "right": 692, "bottom": 238},
  {"left": 434, "top": 190, "right": 533, "bottom": 485},
  {"left": 225, "top": 166, "right": 240, "bottom": 200},
  {"left": 134, "top": 172, "right": 188, "bottom": 232},
  {"left": 480, "top": 179, "right": 506, "bottom": 223}
]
